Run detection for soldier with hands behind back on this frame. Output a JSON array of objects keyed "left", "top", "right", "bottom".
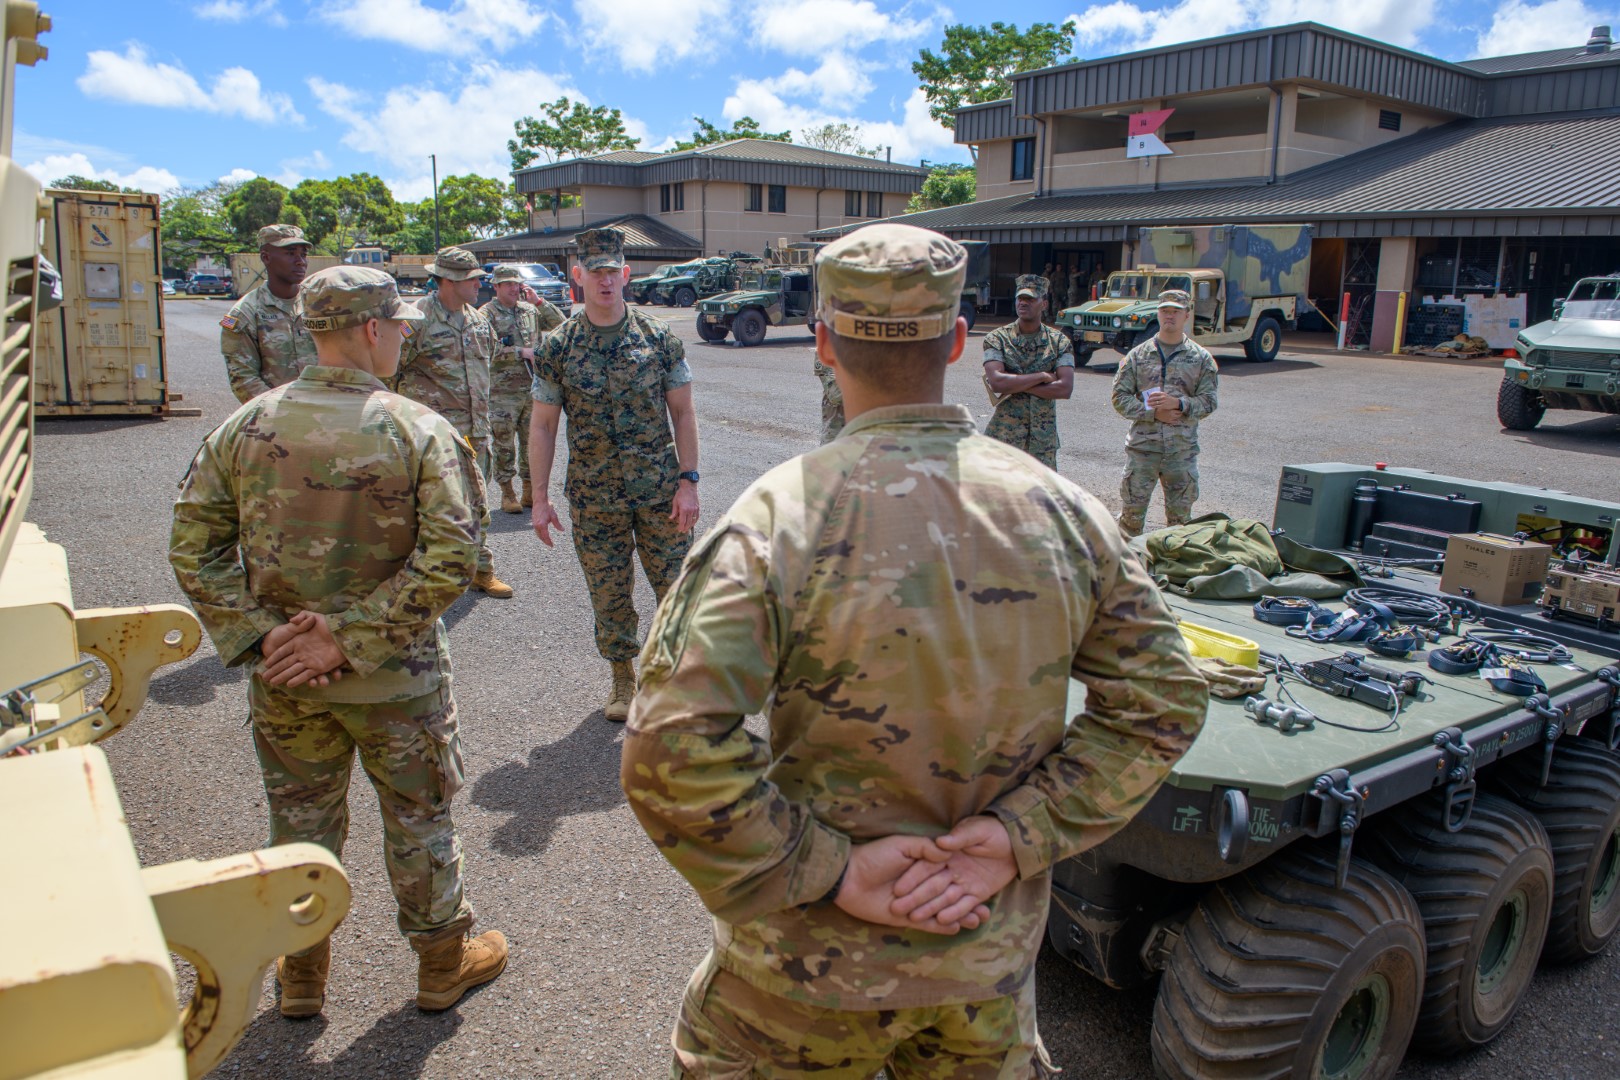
[
  {"left": 219, "top": 224, "right": 317, "bottom": 403},
  {"left": 528, "top": 228, "right": 701, "bottom": 722},
  {"left": 170, "top": 266, "right": 507, "bottom": 1020},
  {"left": 982, "top": 274, "right": 1074, "bottom": 468},
  {"left": 622, "top": 223, "right": 1207, "bottom": 1078},
  {"left": 480, "top": 265, "right": 565, "bottom": 513},
  {"left": 1110, "top": 288, "right": 1219, "bottom": 537}
]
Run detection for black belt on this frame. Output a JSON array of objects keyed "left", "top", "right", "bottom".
[
  {"left": 1253, "top": 596, "right": 1329, "bottom": 626},
  {"left": 1465, "top": 629, "right": 1574, "bottom": 666},
  {"left": 1367, "top": 627, "right": 1425, "bottom": 658},
  {"left": 1429, "top": 640, "right": 1496, "bottom": 675}
]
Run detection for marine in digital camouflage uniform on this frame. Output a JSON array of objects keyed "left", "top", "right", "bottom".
[
  {"left": 814, "top": 357, "right": 844, "bottom": 442},
  {"left": 170, "top": 266, "right": 506, "bottom": 1017},
  {"left": 478, "top": 265, "right": 565, "bottom": 513},
  {"left": 529, "top": 227, "right": 701, "bottom": 722},
  {"left": 623, "top": 223, "right": 1207, "bottom": 1079},
  {"left": 1110, "top": 288, "right": 1220, "bottom": 537},
  {"left": 219, "top": 224, "right": 318, "bottom": 403},
  {"left": 395, "top": 247, "right": 513, "bottom": 597},
  {"left": 1066, "top": 264, "right": 1086, "bottom": 310},
  {"left": 982, "top": 274, "right": 1074, "bottom": 469}
]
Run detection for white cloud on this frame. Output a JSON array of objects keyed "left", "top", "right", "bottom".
[
  {"left": 572, "top": 0, "right": 731, "bottom": 72},
  {"left": 739, "top": 53, "right": 875, "bottom": 113},
  {"left": 24, "top": 151, "right": 180, "bottom": 194},
  {"left": 1063, "top": 0, "right": 1438, "bottom": 55},
  {"left": 197, "top": 0, "right": 286, "bottom": 26},
  {"left": 751, "top": 0, "right": 933, "bottom": 55},
  {"left": 323, "top": 0, "right": 545, "bottom": 56},
  {"left": 722, "top": 83, "right": 959, "bottom": 165},
  {"left": 77, "top": 44, "right": 303, "bottom": 124},
  {"left": 219, "top": 167, "right": 259, "bottom": 185},
  {"left": 1476, "top": 0, "right": 1609, "bottom": 56},
  {"left": 273, "top": 149, "right": 332, "bottom": 187}
]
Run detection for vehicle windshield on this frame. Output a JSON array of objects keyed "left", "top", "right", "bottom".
[
  {"left": 1563, "top": 278, "right": 1620, "bottom": 321},
  {"left": 1105, "top": 272, "right": 1192, "bottom": 300}
]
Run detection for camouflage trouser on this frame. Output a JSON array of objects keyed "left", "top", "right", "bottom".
[
  {"left": 473, "top": 436, "right": 494, "bottom": 573},
  {"left": 249, "top": 679, "right": 473, "bottom": 939},
  {"left": 1118, "top": 446, "right": 1199, "bottom": 537},
  {"left": 984, "top": 412, "right": 1058, "bottom": 470},
  {"left": 672, "top": 953, "right": 1058, "bottom": 1079},
  {"left": 815, "top": 360, "right": 845, "bottom": 443},
  {"left": 489, "top": 393, "right": 530, "bottom": 486},
  {"left": 571, "top": 501, "right": 692, "bottom": 661}
]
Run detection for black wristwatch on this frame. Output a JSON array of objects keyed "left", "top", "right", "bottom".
[{"left": 678, "top": 470, "right": 700, "bottom": 484}]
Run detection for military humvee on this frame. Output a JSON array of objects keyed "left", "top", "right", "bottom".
[
  {"left": 694, "top": 264, "right": 816, "bottom": 346},
  {"left": 629, "top": 263, "right": 677, "bottom": 305},
  {"left": 654, "top": 253, "right": 765, "bottom": 307},
  {"left": 1498, "top": 274, "right": 1620, "bottom": 430}
]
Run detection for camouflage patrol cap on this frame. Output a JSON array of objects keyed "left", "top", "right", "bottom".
[
  {"left": 575, "top": 228, "right": 626, "bottom": 270},
  {"left": 1157, "top": 288, "right": 1191, "bottom": 310},
  {"left": 1015, "top": 274, "right": 1047, "bottom": 300},
  {"left": 426, "top": 246, "right": 486, "bottom": 281},
  {"left": 490, "top": 264, "right": 524, "bottom": 284},
  {"left": 296, "top": 266, "right": 424, "bottom": 331},
  {"left": 259, "top": 224, "right": 309, "bottom": 249},
  {"left": 815, "top": 223, "right": 965, "bottom": 342}
]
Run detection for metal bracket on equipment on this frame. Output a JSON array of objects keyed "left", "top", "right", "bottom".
[
  {"left": 1524, "top": 693, "right": 1567, "bottom": 786},
  {"left": 1431, "top": 727, "right": 1477, "bottom": 832},
  {"left": 0, "top": 659, "right": 107, "bottom": 755},
  {"left": 1312, "top": 768, "right": 1365, "bottom": 888}
]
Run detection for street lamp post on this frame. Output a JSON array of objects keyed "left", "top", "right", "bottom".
[{"left": 431, "top": 154, "right": 441, "bottom": 253}]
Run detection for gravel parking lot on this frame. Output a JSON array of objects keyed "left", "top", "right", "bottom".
[{"left": 30, "top": 297, "right": 1620, "bottom": 1078}]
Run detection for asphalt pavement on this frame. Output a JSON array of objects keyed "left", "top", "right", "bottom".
[{"left": 29, "top": 297, "right": 1620, "bottom": 1078}]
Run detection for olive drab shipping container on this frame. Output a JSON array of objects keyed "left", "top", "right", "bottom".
[{"left": 33, "top": 188, "right": 170, "bottom": 416}]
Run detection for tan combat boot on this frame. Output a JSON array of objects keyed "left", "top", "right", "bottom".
[
  {"left": 276, "top": 937, "right": 330, "bottom": 1019},
  {"left": 412, "top": 926, "right": 508, "bottom": 1012},
  {"left": 603, "top": 660, "right": 636, "bottom": 723},
  {"left": 521, "top": 478, "right": 534, "bottom": 508},
  {"left": 472, "top": 568, "right": 514, "bottom": 599},
  {"left": 498, "top": 479, "right": 521, "bottom": 514}
]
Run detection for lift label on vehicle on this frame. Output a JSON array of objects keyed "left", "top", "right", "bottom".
[{"left": 1278, "top": 471, "right": 1314, "bottom": 505}]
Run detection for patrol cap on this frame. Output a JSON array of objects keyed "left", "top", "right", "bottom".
[
  {"left": 1015, "top": 274, "right": 1048, "bottom": 300},
  {"left": 259, "top": 224, "right": 309, "bottom": 249},
  {"left": 815, "top": 223, "right": 965, "bottom": 342},
  {"left": 490, "top": 264, "right": 524, "bottom": 284},
  {"left": 426, "top": 246, "right": 486, "bottom": 281},
  {"left": 297, "top": 266, "right": 424, "bottom": 331},
  {"left": 576, "top": 228, "right": 626, "bottom": 270},
  {"left": 1157, "top": 288, "right": 1191, "bottom": 310}
]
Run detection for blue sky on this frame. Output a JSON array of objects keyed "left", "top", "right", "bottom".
[{"left": 16, "top": 0, "right": 1618, "bottom": 201}]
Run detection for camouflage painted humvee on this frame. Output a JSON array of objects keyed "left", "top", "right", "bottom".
[
  {"left": 628, "top": 263, "right": 678, "bottom": 305},
  {"left": 694, "top": 264, "right": 816, "bottom": 346},
  {"left": 654, "top": 253, "right": 766, "bottom": 307}
]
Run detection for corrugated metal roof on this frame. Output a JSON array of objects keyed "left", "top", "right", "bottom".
[
  {"left": 514, "top": 139, "right": 928, "bottom": 194},
  {"left": 462, "top": 214, "right": 701, "bottom": 256},
  {"left": 1460, "top": 46, "right": 1617, "bottom": 74},
  {"left": 813, "top": 110, "right": 1620, "bottom": 240},
  {"left": 685, "top": 139, "right": 929, "bottom": 174}
]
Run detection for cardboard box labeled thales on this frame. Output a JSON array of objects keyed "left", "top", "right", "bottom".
[{"left": 1440, "top": 533, "right": 1554, "bottom": 606}]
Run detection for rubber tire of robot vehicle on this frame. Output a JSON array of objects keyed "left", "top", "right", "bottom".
[
  {"left": 1360, "top": 792, "right": 1552, "bottom": 1055},
  {"left": 1151, "top": 842, "right": 1424, "bottom": 1080},
  {"left": 1491, "top": 739, "right": 1620, "bottom": 964},
  {"left": 673, "top": 286, "right": 697, "bottom": 309},
  {"left": 1495, "top": 375, "right": 1546, "bottom": 431},
  {"left": 1246, "top": 316, "right": 1282, "bottom": 363},
  {"left": 958, "top": 298, "right": 977, "bottom": 332},
  {"left": 733, "top": 309, "right": 768, "bottom": 348}
]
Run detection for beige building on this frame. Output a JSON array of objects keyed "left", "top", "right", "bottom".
[{"left": 469, "top": 140, "right": 926, "bottom": 278}]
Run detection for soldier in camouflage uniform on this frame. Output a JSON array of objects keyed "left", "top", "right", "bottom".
[
  {"left": 1066, "top": 263, "right": 1086, "bottom": 310},
  {"left": 479, "top": 265, "right": 565, "bottom": 513},
  {"left": 219, "top": 224, "right": 318, "bottom": 403},
  {"left": 1110, "top": 288, "right": 1220, "bottom": 537},
  {"left": 982, "top": 274, "right": 1074, "bottom": 468},
  {"left": 170, "top": 266, "right": 507, "bottom": 1019},
  {"left": 395, "top": 247, "right": 513, "bottom": 598},
  {"left": 814, "top": 357, "right": 844, "bottom": 442},
  {"left": 529, "top": 228, "right": 701, "bottom": 722},
  {"left": 623, "top": 223, "right": 1207, "bottom": 1078}
]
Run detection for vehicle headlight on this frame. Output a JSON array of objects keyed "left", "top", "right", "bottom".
[{"left": 1112, "top": 316, "right": 1123, "bottom": 329}]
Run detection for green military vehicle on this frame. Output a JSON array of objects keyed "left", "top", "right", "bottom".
[
  {"left": 1046, "top": 463, "right": 1620, "bottom": 1078},
  {"left": 629, "top": 263, "right": 679, "bottom": 305},
  {"left": 1058, "top": 224, "right": 1312, "bottom": 365},
  {"left": 1498, "top": 274, "right": 1620, "bottom": 430},
  {"left": 694, "top": 263, "right": 815, "bottom": 346},
  {"left": 654, "top": 253, "right": 764, "bottom": 308}
]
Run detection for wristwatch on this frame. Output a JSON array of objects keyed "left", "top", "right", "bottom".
[{"left": 678, "top": 470, "right": 700, "bottom": 484}]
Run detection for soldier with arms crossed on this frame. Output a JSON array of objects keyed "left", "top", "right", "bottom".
[
  {"left": 479, "top": 265, "right": 565, "bottom": 513},
  {"left": 622, "top": 223, "right": 1207, "bottom": 1078},
  {"left": 1110, "top": 288, "right": 1220, "bottom": 537},
  {"left": 170, "top": 267, "right": 507, "bottom": 1019},
  {"left": 528, "top": 228, "right": 701, "bottom": 722},
  {"left": 982, "top": 274, "right": 1074, "bottom": 468},
  {"left": 219, "top": 223, "right": 317, "bottom": 403}
]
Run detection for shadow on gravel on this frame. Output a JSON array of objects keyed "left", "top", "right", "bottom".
[
  {"left": 1214, "top": 358, "right": 1320, "bottom": 377},
  {"left": 1510, "top": 416, "right": 1620, "bottom": 456},
  {"left": 148, "top": 654, "right": 245, "bottom": 706},
  {"left": 226, "top": 1003, "right": 463, "bottom": 1078},
  {"left": 470, "top": 711, "right": 624, "bottom": 857}
]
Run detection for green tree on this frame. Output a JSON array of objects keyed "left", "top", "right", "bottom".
[
  {"left": 289, "top": 174, "right": 401, "bottom": 254},
  {"left": 671, "top": 116, "right": 791, "bottom": 152},
  {"left": 437, "top": 174, "right": 519, "bottom": 241},
  {"left": 48, "top": 174, "right": 137, "bottom": 194},
  {"left": 223, "top": 176, "right": 300, "bottom": 246},
  {"left": 160, "top": 181, "right": 235, "bottom": 268},
  {"left": 508, "top": 97, "right": 639, "bottom": 170},
  {"left": 912, "top": 21, "right": 1077, "bottom": 129},
  {"left": 798, "top": 123, "right": 881, "bottom": 158},
  {"left": 907, "top": 163, "right": 976, "bottom": 212}
]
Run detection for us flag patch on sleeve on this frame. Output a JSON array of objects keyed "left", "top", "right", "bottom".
[{"left": 219, "top": 314, "right": 239, "bottom": 330}]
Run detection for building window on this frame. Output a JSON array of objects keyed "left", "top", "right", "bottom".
[
  {"left": 768, "top": 184, "right": 786, "bottom": 213},
  {"left": 1010, "top": 138, "right": 1035, "bottom": 181},
  {"left": 746, "top": 184, "right": 762, "bottom": 212},
  {"left": 866, "top": 191, "right": 882, "bottom": 217},
  {"left": 660, "top": 184, "right": 671, "bottom": 212},
  {"left": 673, "top": 183, "right": 685, "bottom": 211},
  {"left": 1378, "top": 109, "right": 1402, "bottom": 132},
  {"left": 845, "top": 190, "right": 862, "bottom": 216}
]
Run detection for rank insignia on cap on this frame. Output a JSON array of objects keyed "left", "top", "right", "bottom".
[{"left": 219, "top": 314, "right": 239, "bottom": 330}]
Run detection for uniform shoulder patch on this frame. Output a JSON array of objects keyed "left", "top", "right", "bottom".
[{"left": 219, "top": 314, "right": 239, "bottom": 331}]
